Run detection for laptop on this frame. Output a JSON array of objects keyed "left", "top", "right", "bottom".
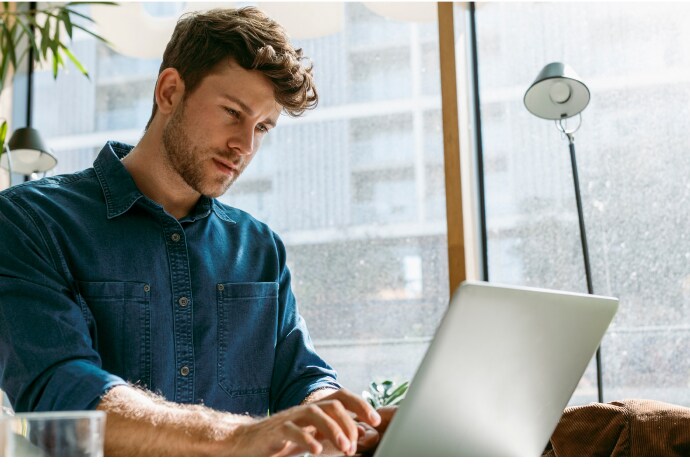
[{"left": 374, "top": 280, "right": 618, "bottom": 457}]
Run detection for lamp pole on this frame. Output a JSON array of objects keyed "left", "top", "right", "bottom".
[
  {"left": 565, "top": 129, "right": 603, "bottom": 403},
  {"left": 525, "top": 63, "right": 604, "bottom": 402}
]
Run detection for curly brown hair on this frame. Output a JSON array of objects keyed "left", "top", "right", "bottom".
[{"left": 146, "top": 6, "right": 318, "bottom": 128}]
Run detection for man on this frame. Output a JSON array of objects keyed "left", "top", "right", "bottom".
[{"left": 0, "top": 7, "right": 387, "bottom": 456}]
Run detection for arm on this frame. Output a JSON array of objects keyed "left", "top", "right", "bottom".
[
  {"left": 0, "top": 193, "right": 127, "bottom": 412},
  {"left": 269, "top": 232, "right": 341, "bottom": 410},
  {"left": 98, "top": 384, "right": 380, "bottom": 456}
]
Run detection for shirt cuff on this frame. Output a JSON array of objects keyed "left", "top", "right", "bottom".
[
  {"left": 30, "top": 360, "right": 128, "bottom": 412},
  {"left": 300, "top": 385, "right": 340, "bottom": 404}
]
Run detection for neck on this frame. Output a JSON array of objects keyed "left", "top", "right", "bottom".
[{"left": 122, "top": 129, "right": 200, "bottom": 220}]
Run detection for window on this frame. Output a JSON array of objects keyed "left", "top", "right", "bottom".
[
  {"left": 472, "top": 2, "right": 690, "bottom": 405},
  {"left": 28, "top": 2, "right": 447, "bottom": 395},
  {"left": 22, "top": 1, "right": 685, "bottom": 409}
]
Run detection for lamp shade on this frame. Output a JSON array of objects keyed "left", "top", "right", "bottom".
[
  {"left": 524, "top": 62, "right": 590, "bottom": 120},
  {"left": 1, "top": 127, "right": 57, "bottom": 174}
]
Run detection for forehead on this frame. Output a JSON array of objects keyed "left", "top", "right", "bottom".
[{"left": 197, "top": 59, "right": 280, "bottom": 111}]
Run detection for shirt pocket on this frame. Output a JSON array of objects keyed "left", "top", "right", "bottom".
[
  {"left": 217, "top": 282, "right": 278, "bottom": 402},
  {"left": 77, "top": 280, "right": 151, "bottom": 387}
]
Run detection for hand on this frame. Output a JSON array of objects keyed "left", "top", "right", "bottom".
[
  {"left": 356, "top": 405, "right": 398, "bottom": 456},
  {"left": 227, "top": 388, "right": 381, "bottom": 456}
]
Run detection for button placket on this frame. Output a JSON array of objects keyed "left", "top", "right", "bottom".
[{"left": 163, "top": 219, "right": 194, "bottom": 402}]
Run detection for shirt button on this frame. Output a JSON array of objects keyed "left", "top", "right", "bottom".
[
  {"left": 143, "top": 284, "right": 150, "bottom": 292},
  {"left": 217, "top": 284, "right": 224, "bottom": 291},
  {"left": 171, "top": 233, "right": 181, "bottom": 242},
  {"left": 178, "top": 296, "right": 189, "bottom": 307},
  {"left": 180, "top": 366, "right": 190, "bottom": 376}
]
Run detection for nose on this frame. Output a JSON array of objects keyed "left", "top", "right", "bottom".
[{"left": 229, "top": 121, "right": 255, "bottom": 156}]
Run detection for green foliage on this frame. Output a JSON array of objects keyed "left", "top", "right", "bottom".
[
  {"left": 362, "top": 379, "right": 409, "bottom": 409},
  {"left": 0, "top": 2, "right": 116, "bottom": 95},
  {"left": 0, "top": 2, "right": 115, "bottom": 166},
  {"left": 0, "top": 119, "right": 6, "bottom": 151}
]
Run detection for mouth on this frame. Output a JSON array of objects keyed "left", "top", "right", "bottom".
[{"left": 213, "top": 158, "right": 239, "bottom": 177}]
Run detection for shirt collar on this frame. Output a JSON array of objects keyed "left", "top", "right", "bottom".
[
  {"left": 94, "top": 141, "right": 143, "bottom": 219},
  {"left": 94, "top": 141, "right": 235, "bottom": 224},
  {"left": 211, "top": 199, "right": 234, "bottom": 223}
]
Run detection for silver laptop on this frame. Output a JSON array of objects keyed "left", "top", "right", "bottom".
[{"left": 374, "top": 280, "right": 618, "bottom": 457}]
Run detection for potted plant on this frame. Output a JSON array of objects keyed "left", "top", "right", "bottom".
[
  {"left": 0, "top": 2, "right": 114, "bottom": 155},
  {"left": 362, "top": 379, "right": 409, "bottom": 409}
]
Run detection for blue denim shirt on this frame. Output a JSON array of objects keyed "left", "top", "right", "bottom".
[{"left": 0, "top": 141, "right": 339, "bottom": 416}]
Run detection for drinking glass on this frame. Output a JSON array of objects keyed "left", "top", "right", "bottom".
[{"left": 0, "top": 410, "right": 106, "bottom": 457}]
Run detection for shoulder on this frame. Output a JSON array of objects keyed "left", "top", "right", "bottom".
[
  {"left": 212, "top": 200, "right": 278, "bottom": 237},
  {"left": 212, "top": 200, "right": 289, "bottom": 259},
  {"left": 1, "top": 168, "right": 98, "bottom": 207}
]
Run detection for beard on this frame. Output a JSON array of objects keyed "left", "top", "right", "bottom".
[{"left": 161, "top": 100, "right": 244, "bottom": 198}]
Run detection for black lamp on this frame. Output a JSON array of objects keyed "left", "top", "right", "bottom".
[
  {"left": 524, "top": 62, "right": 604, "bottom": 403},
  {"left": 1, "top": 127, "right": 57, "bottom": 185}
]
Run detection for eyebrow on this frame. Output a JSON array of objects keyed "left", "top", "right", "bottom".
[{"left": 223, "top": 94, "right": 278, "bottom": 128}]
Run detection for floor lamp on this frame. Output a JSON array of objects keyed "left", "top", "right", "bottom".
[
  {"left": 1, "top": 127, "right": 57, "bottom": 187},
  {"left": 524, "top": 62, "right": 604, "bottom": 403}
]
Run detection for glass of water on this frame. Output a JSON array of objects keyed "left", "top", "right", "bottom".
[{"left": 0, "top": 410, "right": 106, "bottom": 457}]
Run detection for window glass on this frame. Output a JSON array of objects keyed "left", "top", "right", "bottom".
[
  {"left": 474, "top": 3, "right": 690, "bottom": 405},
  {"left": 30, "top": 2, "right": 448, "bottom": 395}
]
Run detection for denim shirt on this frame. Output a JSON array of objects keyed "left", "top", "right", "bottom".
[{"left": 0, "top": 141, "right": 339, "bottom": 416}]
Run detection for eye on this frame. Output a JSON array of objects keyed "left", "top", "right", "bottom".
[
  {"left": 256, "top": 123, "right": 269, "bottom": 134},
  {"left": 224, "top": 107, "right": 239, "bottom": 118}
]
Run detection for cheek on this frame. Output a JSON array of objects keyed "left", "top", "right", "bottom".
[{"left": 251, "top": 135, "right": 265, "bottom": 153}]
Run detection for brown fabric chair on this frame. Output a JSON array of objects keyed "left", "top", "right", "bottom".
[{"left": 543, "top": 399, "right": 690, "bottom": 456}]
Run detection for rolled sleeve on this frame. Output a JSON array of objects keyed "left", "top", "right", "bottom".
[
  {"left": 0, "top": 193, "right": 125, "bottom": 412},
  {"left": 269, "top": 233, "right": 340, "bottom": 412}
]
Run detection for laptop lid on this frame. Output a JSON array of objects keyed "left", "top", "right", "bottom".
[{"left": 374, "top": 281, "right": 618, "bottom": 457}]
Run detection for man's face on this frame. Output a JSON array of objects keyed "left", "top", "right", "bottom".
[{"left": 161, "top": 60, "right": 282, "bottom": 198}]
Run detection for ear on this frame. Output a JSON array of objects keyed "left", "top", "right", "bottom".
[{"left": 154, "top": 68, "right": 185, "bottom": 116}]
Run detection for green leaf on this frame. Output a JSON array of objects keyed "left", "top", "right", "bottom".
[
  {"left": 69, "top": 22, "right": 111, "bottom": 46},
  {"left": 60, "top": 7, "right": 96, "bottom": 24},
  {"left": 61, "top": 3, "right": 119, "bottom": 25},
  {"left": 59, "top": 9, "right": 73, "bottom": 38},
  {"left": 61, "top": 44, "right": 88, "bottom": 78},
  {"left": 361, "top": 390, "right": 379, "bottom": 409},
  {"left": 2, "top": 21, "right": 16, "bottom": 69},
  {"left": 65, "top": 1, "right": 119, "bottom": 8},
  {"left": 40, "top": 14, "right": 51, "bottom": 56},
  {"left": 51, "top": 48, "right": 59, "bottom": 78},
  {"left": 0, "top": 120, "right": 8, "bottom": 153},
  {"left": 365, "top": 379, "right": 409, "bottom": 407},
  {"left": 1, "top": 1, "right": 114, "bottom": 90},
  {"left": 383, "top": 382, "right": 409, "bottom": 405},
  {"left": 52, "top": 12, "right": 61, "bottom": 44},
  {"left": 0, "top": 41, "right": 10, "bottom": 94},
  {"left": 15, "top": 17, "right": 38, "bottom": 54},
  {"left": 0, "top": 23, "right": 9, "bottom": 71}
]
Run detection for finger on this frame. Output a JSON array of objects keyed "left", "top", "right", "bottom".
[
  {"left": 316, "top": 400, "right": 362, "bottom": 455},
  {"left": 280, "top": 421, "right": 323, "bottom": 456},
  {"left": 375, "top": 406, "right": 397, "bottom": 433},
  {"left": 328, "top": 389, "right": 382, "bottom": 427},
  {"left": 293, "top": 403, "right": 353, "bottom": 455},
  {"left": 356, "top": 423, "right": 381, "bottom": 456}
]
